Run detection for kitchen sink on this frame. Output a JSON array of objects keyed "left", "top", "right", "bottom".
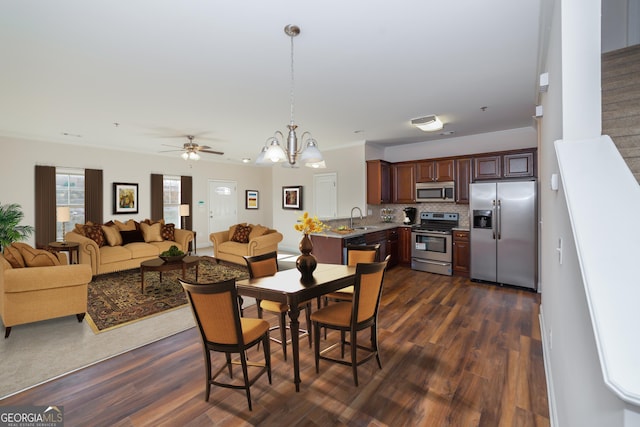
[{"left": 354, "top": 226, "right": 379, "bottom": 230}]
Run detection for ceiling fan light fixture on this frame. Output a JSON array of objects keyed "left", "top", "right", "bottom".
[
  {"left": 411, "top": 115, "right": 444, "bottom": 132},
  {"left": 181, "top": 152, "right": 189, "bottom": 160}
]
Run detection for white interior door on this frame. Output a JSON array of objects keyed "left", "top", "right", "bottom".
[
  {"left": 313, "top": 173, "right": 337, "bottom": 219},
  {"left": 208, "top": 180, "right": 238, "bottom": 239}
]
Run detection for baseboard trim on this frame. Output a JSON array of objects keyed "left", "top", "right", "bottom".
[{"left": 540, "top": 306, "right": 559, "bottom": 427}]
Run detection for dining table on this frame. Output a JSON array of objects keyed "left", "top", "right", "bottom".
[{"left": 235, "top": 262, "right": 356, "bottom": 392}]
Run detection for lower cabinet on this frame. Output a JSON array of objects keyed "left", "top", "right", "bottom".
[
  {"left": 452, "top": 230, "right": 470, "bottom": 277},
  {"left": 310, "top": 235, "right": 343, "bottom": 264},
  {"left": 398, "top": 226, "right": 412, "bottom": 265}
]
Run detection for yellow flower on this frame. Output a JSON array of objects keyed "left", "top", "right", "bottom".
[{"left": 294, "top": 212, "right": 327, "bottom": 234}]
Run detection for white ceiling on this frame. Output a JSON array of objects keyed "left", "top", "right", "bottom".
[{"left": 0, "top": 0, "right": 542, "bottom": 164}]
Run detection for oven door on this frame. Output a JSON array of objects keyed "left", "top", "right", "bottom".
[{"left": 411, "top": 231, "right": 452, "bottom": 263}]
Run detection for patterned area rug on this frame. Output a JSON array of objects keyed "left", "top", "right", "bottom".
[{"left": 86, "top": 257, "right": 248, "bottom": 333}]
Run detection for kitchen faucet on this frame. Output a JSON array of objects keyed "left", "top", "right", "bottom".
[{"left": 350, "top": 207, "right": 363, "bottom": 229}]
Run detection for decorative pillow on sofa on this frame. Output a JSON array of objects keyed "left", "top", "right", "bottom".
[
  {"left": 161, "top": 223, "right": 176, "bottom": 241},
  {"left": 114, "top": 219, "right": 138, "bottom": 231},
  {"left": 140, "top": 222, "right": 163, "bottom": 243},
  {"left": 102, "top": 225, "right": 123, "bottom": 246},
  {"left": 231, "top": 224, "right": 252, "bottom": 243},
  {"left": 13, "top": 243, "right": 61, "bottom": 267},
  {"left": 120, "top": 230, "right": 145, "bottom": 245},
  {"left": 84, "top": 224, "right": 106, "bottom": 247},
  {"left": 249, "top": 224, "right": 269, "bottom": 240},
  {"left": 3, "top": 244, "right": 26, "bottom": 268}
]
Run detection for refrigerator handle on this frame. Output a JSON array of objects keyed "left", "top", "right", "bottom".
[
  {"left": 492, "top": 200, "right": 496, "bottom": 240},
  {"left": 497, "top": 199, "right": 501, "bottom": 240}
]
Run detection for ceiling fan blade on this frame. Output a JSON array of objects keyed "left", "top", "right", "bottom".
[
  {"left": 195, "top": 145, "right": 211, "bottom": 150},
  {"left": 158, "top": 149, "right": 184, "bottom": 153},
  {"left": 161, "top": 144, "right": 183, "bottom": 149},
  {"left": 200, "top": 149, "right": 224, "bottom": 155}
]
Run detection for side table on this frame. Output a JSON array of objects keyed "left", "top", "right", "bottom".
[{"left": 48, "top": 241, "right": 80, "bottom": 264}]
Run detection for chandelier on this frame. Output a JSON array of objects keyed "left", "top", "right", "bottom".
[{"left": 256, "top": 25, "right": 325, "bottom": 168}]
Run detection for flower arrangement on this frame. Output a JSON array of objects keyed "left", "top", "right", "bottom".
[{"left": 294, "top": 212, "right": 327, "bottom": 235}]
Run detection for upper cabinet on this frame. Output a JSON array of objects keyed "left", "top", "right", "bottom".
[
  {"left": 473, "top": 149, "right": 536, "bottom": 181},
  {"left": 366, "top": 160, "right": 391, "bottom": 204},
  {"left": 416, "top": 159, "right": 455, "bottom": 182},
  {"left": 455, "top": 158, "right": 472, "bottom": 204},
  {"left": 391, "top": 163, "right": 416, "bottom": 203}
]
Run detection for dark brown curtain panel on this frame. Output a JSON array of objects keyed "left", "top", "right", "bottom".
[
  {"left": 34, "top": 165, "right": 56, "bottom": 248},
  {"left": 85, "top": 169, "right": 103, "bottom": 224},
  {"left": 181, "top": 175, "right": 193, "bottom": 230},
  {"left": 150, "top": 174, "right": 163, "bottom": 221}
]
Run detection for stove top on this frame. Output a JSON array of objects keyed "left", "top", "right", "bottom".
[{"left": 412, "top": 212, "right": 459, "bottom": 233}]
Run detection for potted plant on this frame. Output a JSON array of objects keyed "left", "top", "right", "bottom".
[{"left": 0, "top": 203, "right": 34, "bottom": 252}]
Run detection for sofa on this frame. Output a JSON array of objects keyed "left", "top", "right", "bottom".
[
  {"left": 0, "top": 243, "right": 92, "bottom": 338},
  {"left": 65, "top": 219, "right": 194, "bottom": 276},
  {"left": 210, "top": 223, "right": 283, "bottom": 265}
]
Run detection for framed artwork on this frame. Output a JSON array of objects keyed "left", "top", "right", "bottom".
[
  {"left": 245, "top": 190, "right": 259, "bottom": 209},
  {"left": 113, "top": 182, "right": 139, "bottom": 214},
  {"left": 282, "top": 186, "right": 302, "bottom": 210}
]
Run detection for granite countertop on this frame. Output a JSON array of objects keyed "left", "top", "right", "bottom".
[{"left": 313, "top": 222, "right": 401, "bottom": 239}]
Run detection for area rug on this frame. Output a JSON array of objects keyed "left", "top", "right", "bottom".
[{"left": 86, "top": 257, "right": 249, "bottom": 333}]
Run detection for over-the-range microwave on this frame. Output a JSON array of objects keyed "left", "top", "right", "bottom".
[{"left": 415, "top": 181, "right": 455, "bottom": 203}]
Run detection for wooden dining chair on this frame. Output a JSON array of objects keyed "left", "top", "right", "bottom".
[
  {"left": 311, "top": 255, "right": 389, "bottom": 386},
  {"left": 324, "top": 243, "right": 380, "bottom": 304},
  {"left": 243, "top": 251, "right": 313, "bottom": 361},
  {"left": 180, "top": 278, "right": 271, "bottom": 411}
]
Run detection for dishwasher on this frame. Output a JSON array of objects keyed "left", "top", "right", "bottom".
[{"left": 342, "top": 235, "right": 367, "bottom": 264}]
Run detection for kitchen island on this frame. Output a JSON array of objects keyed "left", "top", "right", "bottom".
[{"left": 310, "top": 223, "right": 407, "bottom": 267}]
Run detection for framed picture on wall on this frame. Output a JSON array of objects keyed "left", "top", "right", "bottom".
[
  {"left": 246, "top": 190, "right": 259, "bottom": 209},
  {"left": 113, "top": 182, "right": 139, "bottom": 214},
  {"left": 282, "top": 186, "right": 302, "bottom": 210}
]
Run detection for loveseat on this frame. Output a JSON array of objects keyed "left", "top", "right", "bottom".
[
  {"left": 65, "top": 219, "right": 194, "bottom": 276},
  {"left": 210, "top": 223, "right": 283, "bottom": 265},
  {"left": 1, "top": 243, "right": 92, "bottom": 338}
]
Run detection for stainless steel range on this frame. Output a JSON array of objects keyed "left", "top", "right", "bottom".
[{"left": 411, "top": 212, "right": 459, "bottom": 276}]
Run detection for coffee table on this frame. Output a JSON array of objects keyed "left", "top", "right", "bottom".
[{"left": 139, "top": 256, "right": 200, "bottom": 293}]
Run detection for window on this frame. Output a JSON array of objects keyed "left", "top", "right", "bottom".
[
  {"left": 163, "top": 176, "right": 182, "bottom": 228},
  {"left": 56, "top": 169, "right": 85, "bottom": 240}
]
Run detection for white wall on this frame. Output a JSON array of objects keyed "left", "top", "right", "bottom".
[
  {"left": 538, "top": 0, "right": 636, "bottom": 425},
  {"left": 0, "top": 136, "right": 272, "bottom": 250},
  {"left": 380, "top": 126, "right": 537, "bottom": 163},
  {"left": 602, "top": 0, "right": 640, "bottom": 52},
  {"left": 270, "top": 143, "right": 366, "bottom": 252}
]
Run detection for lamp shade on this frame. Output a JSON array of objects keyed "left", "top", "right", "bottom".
[
  {"left": 179, "top": 204, "right": 190, "bottom": 217},
  {"left": 56, "top": 206, "right": 70, "bottom": 222}
]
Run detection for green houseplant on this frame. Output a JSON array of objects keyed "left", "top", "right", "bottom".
[{"left": 0, "top": 203, "right": 34, "bottom": 252}]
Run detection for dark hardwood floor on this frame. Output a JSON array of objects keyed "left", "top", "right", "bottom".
[{"left": 0, "top": 266, "right": 549, "bottom": 426}]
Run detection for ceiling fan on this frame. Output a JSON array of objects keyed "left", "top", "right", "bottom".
[{"left": 160, "top": 135, "right": 224, "bottom": 160}]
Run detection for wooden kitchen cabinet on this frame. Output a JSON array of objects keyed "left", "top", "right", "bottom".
[
  {"left": 504, "top": 151, "right": 535, "bottom": 178},
  {"left": 452, "top": 230, "right": 470, "bottom": 277},
  {"left": 398, "top": 226, "right": 412, "bottom": 265},
  {"left": 391, "top": 162, "right": 416, "bottom": 203},
  {"left": 473, "top": 155, "right": 502, "bottom": 180},
  {"left": 367, "top": 160, "right": 391, "bottom": 204},
  {"left": 416, "top": 159, "right": 455, "bottom": 182},
  {"left": 455, "top": 158, "right": 472, "bottom": 204},
  {"left": 473, "top": 150, "right": 536, "bottom": 181},
  {"left": 386, "top": 228, "right": 399, "bottom": 268}
]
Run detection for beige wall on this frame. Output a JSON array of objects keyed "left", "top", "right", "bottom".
[{"left": 0, "top": 136, "right": 272, "bottom": 250}]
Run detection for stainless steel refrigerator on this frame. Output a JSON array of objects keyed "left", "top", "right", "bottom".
[{"left": 470, "top": 180, "right": 537, "bottom": 290}]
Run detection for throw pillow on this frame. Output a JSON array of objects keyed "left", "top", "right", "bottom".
[
  {"left": 102, "top": 225, "right": 123, "bottom": 246},
  {"left": 74, "top": 223, "right": 86, "bottom": 235},
  {"left": 3, "top": 244, "right": 26, "bottom": 268},
  {"left": 231, "top": 224, "right": 252, "bottom": 243},
  {"left": 120, "top": 229, "right": 145, "bottom": 245},
  {"left": 141, "top": 218, "right": 164, "bottom": 226},
  {"left": 161, "top": 223, "right": 175, "bottom": 241},
  {"left": 114, "top": 219, "right": 137, "bottom": 231},
  {"left": 15, "top": 243, "right": 61, "bottom": 267},
  {"left": 140, "top": 222, "right": 163, "bottom": 243},
  {"left": 228, "top": 223, "right": 246, "bottom": 240},
  {"left": 84, "top": 224, "right": 106, "bottom": 247},
  {"left": 249, "top": 224, "right": 269, "bottom": 240}
]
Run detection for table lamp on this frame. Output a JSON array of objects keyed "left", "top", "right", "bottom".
[
  {"left": 57, "top": 206, "right": 70, "bottom": 243},
  {"left": 179, "top": 204, "right": 190, "bottom": 230}
]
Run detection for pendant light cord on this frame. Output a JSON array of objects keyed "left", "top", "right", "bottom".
[{"left": 290, "top": 33, "right": 295, "bottom": 126}]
